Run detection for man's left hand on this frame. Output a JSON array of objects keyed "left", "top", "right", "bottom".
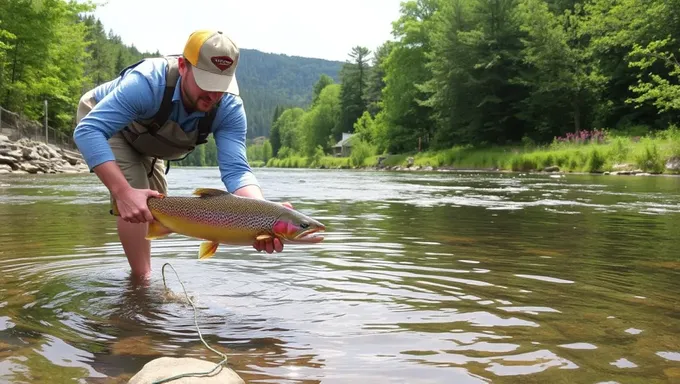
[{"left": 253, "top": 202, "right": 293, "bottom": 253}]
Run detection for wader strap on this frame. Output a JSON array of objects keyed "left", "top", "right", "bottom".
[{"left": 148, "top": 157, "right": 157, "bottom": 178}]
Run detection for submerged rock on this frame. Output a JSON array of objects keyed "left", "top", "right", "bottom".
[
  {"left": 0, "top": 135, "right": 89, "bottom": 174},
  {"left": 128, "top": 357, "right": 244, "bottom": 384}
]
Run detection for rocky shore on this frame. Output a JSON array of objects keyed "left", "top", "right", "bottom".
[
  {"left": 0, "top": 135, "right": 89, "bottom": 174},
  {"left": 320, "top": 155, "right": 680, "bottom": 175}
]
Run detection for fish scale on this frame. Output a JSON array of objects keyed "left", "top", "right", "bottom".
[{"left": 149, "top": 195, "right": 281, "bottom": 230}]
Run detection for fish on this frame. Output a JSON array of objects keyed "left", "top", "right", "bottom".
[{"left": 112, "top": 188, "right": 325, "bottom": 259}]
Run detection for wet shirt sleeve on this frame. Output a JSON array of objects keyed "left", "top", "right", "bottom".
[{"left": 213, "top": 96, "right": 260, "bottom": 193}]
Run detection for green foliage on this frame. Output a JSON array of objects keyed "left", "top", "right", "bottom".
[
  {"left": 349, "top": 138, "right": 376, "bottom": 167},
  {"left": 310, "top": 145, "right": 325, "bottom": 167},
  {"left": 627, "top": 38, "right": 680, "bottom": 113},
  {"left": 354, "top": 127, "right": 678, "bottom": 174},
  {"left": 633, "top": 137, "right": 665, "bottom": 173},
  {"left": 302, "top": 84, "right": 342, "bottom": 155},
  {"left": 236, "top": 49, "right": 342, "bottom": 138},
  {"left": 7, "top": 0, "right": 680, "bottom": 173},
  {"left": 246, "top": 139, "right": 273, "bottom": 164},
  {"left": 273, "top": 107, "right": 306, "bottom": 154},
  {"left": 338, "top": 46, "right": 372, "bottom": 139},
  {"left": 0, "top": 0, "right": 342, "bottom": 142}
]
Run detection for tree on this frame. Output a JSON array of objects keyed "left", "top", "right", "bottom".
[
  {"left": 312, "top": 74, "right": 335, "bottom": 106},
  {"left": 337, "top": 46, "right": 372, "bottom": 140}
]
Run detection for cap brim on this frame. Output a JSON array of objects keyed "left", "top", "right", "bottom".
[{"left": 191, "top": 66, "right": 239, "bottom": 95}]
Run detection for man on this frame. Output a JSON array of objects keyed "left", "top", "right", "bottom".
[{"left": 73, "top": 29, "right": 286, "bottom": 279}]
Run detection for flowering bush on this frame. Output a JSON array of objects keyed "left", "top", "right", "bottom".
[{"left": 554, "top": 129, "right": 607, "bottom": 145}]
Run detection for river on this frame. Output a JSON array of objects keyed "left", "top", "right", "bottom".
[{"left": 0, "top": 167, "right": 679, "bottom": 383}]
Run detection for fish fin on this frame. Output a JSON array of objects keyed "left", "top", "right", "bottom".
[
  {"left": 193, "top": 188, "right": 230, "bottom": 197},
  {"left": 146, "top": 220, "right": 173, "bottom": 240},
  {"left": 198, "top": 241, "right": 219, "bottom": 260},
  {"left": 256, "top": 234, "right": 273, "bottom": 241}
]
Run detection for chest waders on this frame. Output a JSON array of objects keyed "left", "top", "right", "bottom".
[{"left": 118, "top": 55, "right": 220, "bottom": 176}]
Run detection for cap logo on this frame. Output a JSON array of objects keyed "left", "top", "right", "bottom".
[{"left": 210, "top": 56, "right": 234, "bottom": 71}]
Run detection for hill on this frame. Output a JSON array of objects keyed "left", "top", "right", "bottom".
[
  {"left": 0, "top": 10, "right": 343, "bottom": 140},
  {"left": 235, "top": 49, "right": 343, "bottom": 139}
]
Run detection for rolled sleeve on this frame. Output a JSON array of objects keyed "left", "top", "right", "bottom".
[{"left": 213, "top": 97, "right": 260, "bottom": 193}]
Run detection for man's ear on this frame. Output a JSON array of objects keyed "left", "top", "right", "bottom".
[{"left": 178, "top": 56, "right": 188, "bottom": 76}]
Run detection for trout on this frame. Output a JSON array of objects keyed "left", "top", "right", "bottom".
[{"left": 113, "top": 188, "right": 325, "bottom": 259}]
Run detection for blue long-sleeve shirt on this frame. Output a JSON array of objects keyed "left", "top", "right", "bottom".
[{"left": 73, "top": 57, "right": 259, "bottom": 193}]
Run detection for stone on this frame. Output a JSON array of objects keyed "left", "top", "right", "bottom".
[
  {"left": 19, "top": 162, "right": 40, "bottom": 174},
  {"left": 127, "top": 357, "right": 244, "bottom": 384},
  {"left": 666, "top": 157, "right": 680, "bottom": 171},
  {"left": 0, "top": 155, "right": 18, "bottom": 170},
  {"left": 0, "top": 136, "right": 88, "bottom": 175},
  {"left": 612, "top": 163, "right": 634, "bottom": 171}
]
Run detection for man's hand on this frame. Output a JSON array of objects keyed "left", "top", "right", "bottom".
[
  {"left": 253, "top": 201, "right": 293, "bottom": 253},
  {"left": 113, "top": 187, "right": 162, "bottom": 224},
  {"left": 93, "top": 161, "right": 161, "bottom": 224}
]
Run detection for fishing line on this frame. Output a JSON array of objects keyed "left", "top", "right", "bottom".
[{"left": 150, "top": 262, "right": 229, "bottom": 384}]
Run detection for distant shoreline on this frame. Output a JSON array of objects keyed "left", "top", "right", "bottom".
[
  {"left": 252, "top": 134, "right": 680, "bottom": 177},
  {"left": 248, "top": 163, "right": 680, "bottom": 178}
]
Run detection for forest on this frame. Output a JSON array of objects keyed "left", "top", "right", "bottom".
[
  {"left": 2, "top": 0, "right": 680, "bottom": 173},
  {"left": 0, "top": 0, "right": 341, "bottom": 140},
  {"left": 233, "top": 0, "right": 680, "bottom": 174}
]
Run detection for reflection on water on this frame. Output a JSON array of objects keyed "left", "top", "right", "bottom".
[{"left": 0, "top": 168, "right": 679, "bottom": 383}]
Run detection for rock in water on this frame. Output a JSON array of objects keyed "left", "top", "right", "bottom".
[{"left": 128, "top": 357, "right": 244, "bottom": 384}]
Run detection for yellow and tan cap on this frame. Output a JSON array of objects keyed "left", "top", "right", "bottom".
[{"left": 183, "top": 30, "right": 240, "bottom": 95}]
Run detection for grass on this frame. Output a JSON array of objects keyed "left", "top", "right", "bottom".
[
  {"left": 255, "top": 128, "right": 680, "bottom": 174},
  {"left": 262, "top": 155, "right": 352, "bottom": 169}
]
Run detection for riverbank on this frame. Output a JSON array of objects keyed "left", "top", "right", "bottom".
[
  {"left": 257, "top": 131, "right": 680, "bottom": 176},
  {"left": 0, "top": 135, "right": 89, "bottom": 174}
]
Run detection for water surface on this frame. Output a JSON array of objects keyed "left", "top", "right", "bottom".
[{"left": 0, "top": 168, "right": 679, "bottom": 383}]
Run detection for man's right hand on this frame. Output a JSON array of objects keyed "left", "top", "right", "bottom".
[
  {"left": 92, "top": 161, "right": 162, "bottom": 224},
  {"left": 113, "top": 187, "right": 162, "bottom": 224}
]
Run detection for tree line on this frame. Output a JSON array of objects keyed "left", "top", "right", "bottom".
[
  {"left": 254, "top": 0, "right": 680, "bottom": 164},
  {"left": 2, "top": 0, "right": 679, "bottom": 168},
  {"left": 0, "top": 0, "right": 341, "bottom": 144},
  {"left": 0, "top": 1, "right": 160, "bottom": 131}
]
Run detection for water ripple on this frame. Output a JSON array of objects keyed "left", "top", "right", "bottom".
[{"left": 0, "top": 169, "right": 678, "bottom": 383}]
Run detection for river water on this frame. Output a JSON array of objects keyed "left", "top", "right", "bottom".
[{"left": 0, "top": 167, "right": 679, "bottom": 383}]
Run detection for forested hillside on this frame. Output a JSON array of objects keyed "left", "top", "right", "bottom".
[
  {"left": 237, "top": 49, "right": 342, "bottom": 138},
  {"left": 0, "top": 0, "right": 341, "bottom": 139}
]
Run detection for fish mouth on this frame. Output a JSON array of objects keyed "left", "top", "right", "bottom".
[{"left": 292, "top": 225, "right": 325, "bottom": 243}]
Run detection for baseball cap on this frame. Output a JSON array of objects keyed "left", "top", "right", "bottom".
[{"left": 183, "top": 30, "right": 240, "bottom": 95}]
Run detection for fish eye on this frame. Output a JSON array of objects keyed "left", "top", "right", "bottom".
[{"left": 300, "top": 222, "right": 309, "bottom": 229}]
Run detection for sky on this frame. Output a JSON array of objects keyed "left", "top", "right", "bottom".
[{"left": 86, "top": 0, "right": 405, "bottom": 62}]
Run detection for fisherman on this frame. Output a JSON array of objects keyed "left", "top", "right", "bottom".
[{"left": 73, "top": 29, "right": 286, "bottom": 279}]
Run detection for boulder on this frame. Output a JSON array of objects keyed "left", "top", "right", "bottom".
[
  {"left": 666, "top": 157, "right": 680, "bottom": 172},
  {"left": 127, "top": 357, "right": 244, "bottom": 384},
  {"left": 0, "top": 136, "right": 88, "bottom": 175}
]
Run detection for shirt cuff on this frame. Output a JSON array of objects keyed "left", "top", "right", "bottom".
[{"left": 224, "top": 171, "right": 260, "bottom": 193}]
